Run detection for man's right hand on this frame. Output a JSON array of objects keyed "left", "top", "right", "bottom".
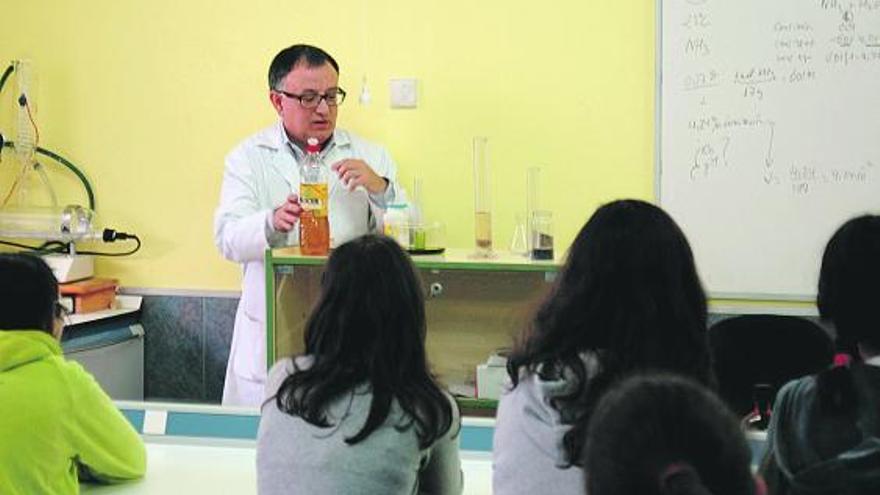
[{"left": 272, "top": 194, "right": 303, "bottom": 232}]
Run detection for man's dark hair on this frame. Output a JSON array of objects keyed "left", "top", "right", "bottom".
[
  {"left": 268, "top": 44, "right": 339, "bottom": 90},
  {"left": 0, "top": 253, "right": 60, "bottom": 333}
]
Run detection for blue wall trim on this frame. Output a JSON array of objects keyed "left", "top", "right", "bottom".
[
  {"left": 460, "top": 424, "right": 494, "bottom": 452},
  {"left": 120, "top": 409, "right": 145, "bottom": 432},
  {"left": 165, "top": 412, "right": 261, "bottom": 440},
  {"left": 118, "top": 407, "right": 494, "bottom": 452}
]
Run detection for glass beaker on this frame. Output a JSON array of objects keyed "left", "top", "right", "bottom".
[
  {"left": 473, "top": 137, "right": 493, "bottom": 257},
  {"left": 526, "top": 167, "right": 542, "bottom": 252},
  {"left": 530, "top": 210, "right": 554, "bottom": 260}
]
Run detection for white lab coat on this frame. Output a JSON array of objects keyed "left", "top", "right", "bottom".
[{"left": 214, "top": 123, "right": 397, "bottom": 406}]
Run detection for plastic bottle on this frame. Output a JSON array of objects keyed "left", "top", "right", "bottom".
[
  {"left": 299, "top": 138, "right": 329, "bottom": 255},
  {"left": 383, "top": 188, "right": 410, "bottom": 249}
]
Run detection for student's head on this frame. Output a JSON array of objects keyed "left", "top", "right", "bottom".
[
  {"left": 814, "top": 214, "right": 880, "bottom": 415},
  {"left": 507, "top": 199, "right": 711, "bottom": 464},
  {"left": 524, "top": 199, "right": 706, "bottom": 361},
  {"left": 817, "top": 214, "right": 880, "bottom": 355},
  {"left": 564, "top": 198, "right": 706, "bottom": 340},
  {"left": 268, "top": 44, "right": 342, "bottom": 148},
  {"left": 585, "top": 374, "right": 762, "bottom": 495},
  {"left": 0, "top": 253, "right": 62, "bottom": 337},
  {"left": 276, "top": 234, "right": 453, "bottom": 447},
  {"left": 303, "top": 233, "right": 426, "bottom": 365}
]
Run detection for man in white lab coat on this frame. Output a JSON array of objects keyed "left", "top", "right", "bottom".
[{"left": 214, "top": 44, "right": 397, "bottom": 406}]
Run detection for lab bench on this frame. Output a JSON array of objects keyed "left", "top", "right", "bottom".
[{"left": 265, "top": 247, "right": 560, "bottom": 411}]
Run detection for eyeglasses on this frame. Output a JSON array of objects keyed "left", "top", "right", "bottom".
[
  {"left": 54, "top": 301, "right": 71, "bottom": 321},
  {"left": 275, "top": 88, "right": 347, "bottom": 108}
]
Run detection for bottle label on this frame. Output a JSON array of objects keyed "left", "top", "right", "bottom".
[{"left": 300, "top": 183, "right": 328, "bottom": 217}]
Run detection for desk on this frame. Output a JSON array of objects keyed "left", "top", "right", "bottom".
[
  {"left": 81, "top": 403, "right": 767, "bottom": 494},
  {"left": 81, "top": 402, "right": 494, "bottom": 494},
  {"left": 82, "top": 439, "right": 492, "bottom": 495},
  {"left": 81, "top": 439, "right": 256, "bottom": 494}
]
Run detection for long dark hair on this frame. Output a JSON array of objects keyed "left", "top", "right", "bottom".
[
  {"left": 507, "top": 199, "right": 712, "bottom": 465},
  {"left": 0, "top": 253, "right": 60, "bottom": 333},
  {"left": 585, "top": 374, "right": 756, "bottom": 495},
  {"left": 274, "top": 234, "right": 455, "bottom": 448},
  {"left": 815, "top": 214, "right": 880, "bottom": 414}
]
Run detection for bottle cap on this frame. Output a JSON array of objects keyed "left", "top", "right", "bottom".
[{"left": 306, "top": 137, "right": 320, "bottom": 154}]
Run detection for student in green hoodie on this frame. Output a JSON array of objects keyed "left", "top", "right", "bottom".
[{"left": 0, "top": 253, "right": 145, "bottom": 494}]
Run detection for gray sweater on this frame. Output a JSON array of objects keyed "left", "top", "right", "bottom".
[
  {"left": 493, "top": 357, "right": 597, "bottom": 495},
  {"left": 257, "top": 357, "right": 463, "bottom": 495}
]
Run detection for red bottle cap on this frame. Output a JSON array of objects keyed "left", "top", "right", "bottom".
[{"left": 306, "top": 137, "right": 320, "bottom": 154}]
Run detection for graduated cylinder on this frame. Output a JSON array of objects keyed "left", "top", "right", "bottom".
[{"left": 472, "top": 137, "right": 492, "bottom": 257}]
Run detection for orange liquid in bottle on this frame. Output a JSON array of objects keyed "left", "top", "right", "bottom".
[
  {"left": 299, "top": 212, "right": 329, "bottom": 255},
  {"left": 299, "top": 138, "right": 329, "bottom": 255}
]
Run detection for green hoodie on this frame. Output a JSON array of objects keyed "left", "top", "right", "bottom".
[{"left": 0, "top": 330, "right": 146, "bottom": 494}]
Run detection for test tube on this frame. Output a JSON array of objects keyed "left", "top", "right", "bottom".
[{"left": 473, "top": 137, "right": 492, "bottom": 256}]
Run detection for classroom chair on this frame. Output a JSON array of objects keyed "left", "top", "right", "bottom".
[{"left": 708, "top": 314, "right": 834, "bottom": 420}]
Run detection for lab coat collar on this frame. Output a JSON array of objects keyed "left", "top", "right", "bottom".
[
  {"left": 256, "top": 121, "right": 352, "bottom": 157},
  {"left": 256, "top": 122, "right": 353, "bottom": 190}
]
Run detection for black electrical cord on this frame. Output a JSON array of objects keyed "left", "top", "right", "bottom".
[
  {"left": 37, "top": 240, "right": 71, "bottom": 253},
  {"left": 0, "top": 63, "right": 13, "bottom": 94},
  {"left": 1, "top": 141, "right": 96, "bottom": 211},
  {"left": 0, "top": 238, "right": 59, "bottom": 252},
  {"left": 0, "top": 239, "right": 72, "bottom": 254},
  {"left": 0, "top": 230, "right": 141, "bottom": 257},
  {"left": 74, "top": 234, "right": 141, "bottom": 257}
]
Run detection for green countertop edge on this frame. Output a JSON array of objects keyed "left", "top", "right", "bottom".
[
  {"left": 269, "top": 251, "right": 559, "bottom": 273},
  {"left": 456, "top": 397, "right": 498, "bottom": 410}
]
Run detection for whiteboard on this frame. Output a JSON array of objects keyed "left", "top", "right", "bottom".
[{"left": 659, "top": 0, "right": 880, "bottom": 299}]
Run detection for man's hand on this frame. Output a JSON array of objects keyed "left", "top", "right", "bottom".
[
  {"left": 331, "top": 159, "right": 388, "bottom": 194},
  {"left": 272, "top": 194, "right": 302, "bottom": 232}
]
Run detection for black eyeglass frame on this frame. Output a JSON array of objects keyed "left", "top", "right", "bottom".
[
  {"left": 55, "top": 301, "right": 71, "bottom": 320},
  {"left": 274, "top": 88, "right": 347, "bottom": 108}
]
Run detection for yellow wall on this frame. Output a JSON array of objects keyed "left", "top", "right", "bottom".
[{"left": 1, "top": 0, "right": 655, "bottom": 290}]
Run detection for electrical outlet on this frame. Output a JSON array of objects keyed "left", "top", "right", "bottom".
[{"left": 390, "top": 78, "right": 418, "bottom": 109}]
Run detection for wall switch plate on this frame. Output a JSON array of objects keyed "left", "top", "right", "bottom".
[{"left": 390, "top": 78, "right": 418, "bottom": 108}]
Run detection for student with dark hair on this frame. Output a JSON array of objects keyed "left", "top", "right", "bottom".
[
  {"left": 761, "top": 214, "right": 880, "bottom": 494},
  {"left": 493, "top": 199, "right": 714, "bottom": 494},
  {"left": 215, "top": 43, "right": 398, "bottom": 406},
  {"left": 584, "top": 374, "right": 765, "bottom": 495},
  {"left": 257, "top": 234, "right": 462, "bottom": 494},
  {"left": 0, "top": 254, "right": 145, "bottom": 493}
]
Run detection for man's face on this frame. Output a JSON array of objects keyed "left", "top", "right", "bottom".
[{"left": 270, "top": 62, "right": 339, "bottom": 148}]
